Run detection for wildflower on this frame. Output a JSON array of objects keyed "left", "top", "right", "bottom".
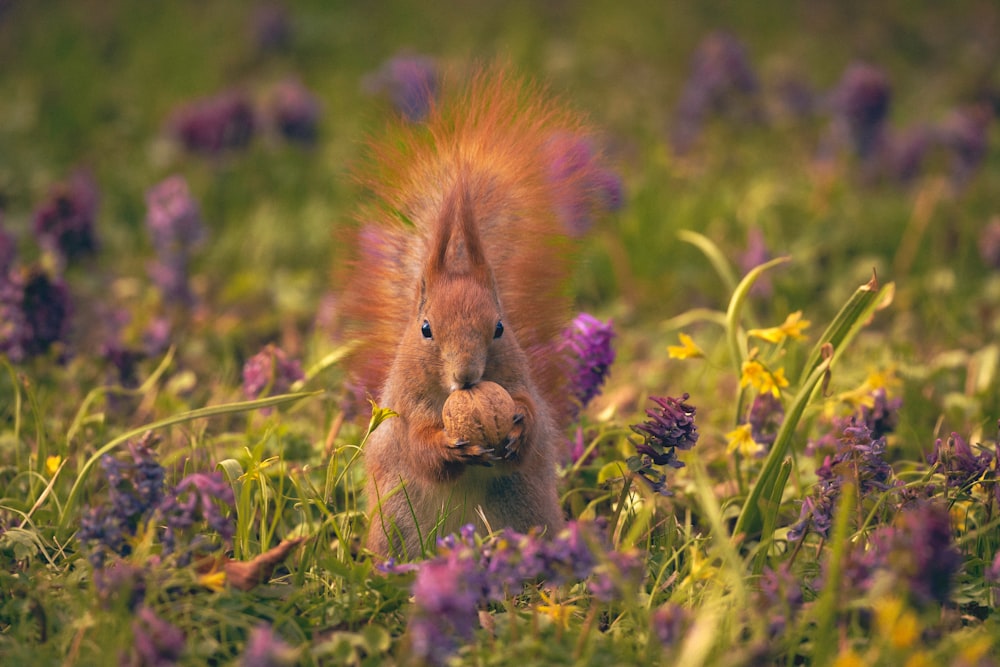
[
  {"left": 268, "top": 77, "right": 321, "bottom": 145},
  {"left": 671, "top": 31, "right": 760, "bottom": 154},
  {"left": 561, "top": 313, "right": 615, "bottom": 415},
  {"left": 170, "top": 89, "right": 256, "bottom": 155},
  {"left": 726, "top": 423, "right": 760, "bottom": 457},
  {"left": 241, "top": 624, "right": 298, "bottom": 667},
  {"left": 362, "top": 53, "right": 438, "bottom": 122},
  {"left": 542, "top": 132, "right": 623, "bottom": 236},
  {"left": 740, "top": 360, "right": 788, "bottom": 398},
  {"left": 131, "top": 606, "right": 185, "bottom": 667},
  {"left": 0, "top": 265, "right": 73, "bottom": 361},
  {"left": 667, "top": 332, "right": 704, "bottom": 359},
  {"left": 756, "top": 562, "right": 804, "bottom": 636},
  {"left": 45, "top": 455, "right": 62, "bottom": 476},
  {"left": 747, "top": 310, "right": 810, "bottom": 344},
  {"left": 242, "top": 343, "right": 305, "bottom": 411},
  {"left": 651, "top": 603, "right": 689, "bottom": 645},
  {"left": 77, "top": 433, "right": 166, "bottom": 567},
  {"left": 250, "top": 3, "right": 291, "bottom": 53},
  {"left": 740, "top": 227, "right": 772, "bottom": 298},
  {"left": 32, "top": 171, "right": 99, "bottom": 261},
  {"left": 882, "top": 123, "right": 934, "bottom": 183},
  {"left": 93, "top": 559, "right": 146, "bottom": 611},
  {"left": 408, "top": 556, "right": 482, "bottom": 665},
  {"left": 829, "top": 62, "right": 891, "bottom": 159},
  {"left": 587, "top": 547, "right": 645, "bottom": 602},
  {"left": 157, "top": 471, "right": 236, "bottom": 563},
  {"left": 535, "top": 589, "right": 579, "bottom": 628},
  {"left": 880, "top": 501, "right": 962, "bottom": 606},
  {"left": 874, "top": 596, "right": 920, "bottom": 649},
  {"left": 747, "top": 392, "right": 784, "bottom": 448},
  {"left": 788, "top": 420, "right": 893, "bottom": 541},
  {"left": 632, "top": 394, "right": 699, "bottom": 465},
  {"left": 831, "top": 649, "right": 865, "bottom": 667},
  {"left": 937, "top": 104, "right": 992, "bottom": 188},
  {"left": 928, "top": 432, "right": 994, "bottom": 490},
  {"left": 145, "top": 175, "right": 205, "bottom": 305}
]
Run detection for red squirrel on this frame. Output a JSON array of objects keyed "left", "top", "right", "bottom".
[{"left": 339, "top": 66, "right": 606, "bottom": 558}]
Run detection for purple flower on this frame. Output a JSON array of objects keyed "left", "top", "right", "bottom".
[
  {"left": 928, "top": 432, "right": 994, "bottom": 491},
  {"left": 882, "top": 123, "right": 934, "bottom": 183},
  {"left": 542, "top": 133, "right": 624, "bottom": 236},
  {"left": 740, "top": 227, "right": 772, "bottom": 298},
  {"left": 747, "top": 391, "right": 784, "bottom": 449},
  {"left": 788, "top": 420, "right": 893, "bottom": 541},
  {"left": 146, "top": 176, "right": 205, "bottom": 251},
  {"left": 860, "top": 388, "right": 901, "bottom": 440},
  {"left": 32, "top": 171, "right": 99, "bottom": 261},
  {"left": 78, "top": 433, "right": 165, "bottom": 567},
  {"left": 829, "top": 62, "right": 891, "bottom": 159},
  {"left": 408, "top": 555, "right": 483, "bottom": 665},
  {"left": 651, "top": 603, "right": 689, "bottom": 645},
  {"left": 671, "top": 31, "right": 760, "bottom": 154},
  {"left": 561, "top": 313, "right": 615, "bottom": 415},
  {"left": 145, "top": 175, "right": 205, "bottom": 305},
  {"left": 937, "top": 104, "right": 992, "bottom": 188},
  {"left": 0, "top": 223, "right": 15, "bottom": 274},
  {"left": 632, "top": 394, "right": 699, "bottom": 461},
  {"left": 362, "top": 54, "right": 438, "bottom": 122},
  {"left": 756, "top": 562, "right": 803, "bottom": 636},
  {"left": 157, "top": 472, "right": 235, "bottom": 562},
  {"left": 241, "top": 624, "right": 298, "bottom": 667},
  {"left": 986, "top": 552, "right": 1000, "bottom": 583},
  {"left": 587, "top": 548, "right": 645, "bottom": 602},
  {"left": 269, "top": 78, "right": 321, "bottom": 145},
  {"left": 250, "top": 3, "right": 291, "bottom": 53},
  {"left": 131, "top": 606, "right": 185, "bottom": 667},
  {"left": 242, "top": 343, "right": 305, "bottom": 406},
  {"left": 0, "top": 266, "right": 72, "bottom": 361},
  {"left": 843, "top": 502, "right": 963, "bottom": 607},
  {"left": 170, "top": 89, "right": 256, "bottom": 155},
  {"left": 980, "top": 217, "right": 1000, "bottom": 269},
  {"left": 94, "top": 560, "right": 146, "bottom": 611}
]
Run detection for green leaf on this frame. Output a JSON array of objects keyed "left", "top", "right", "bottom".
[
  {"left": 725, "top": 256, "right": 791, "bottom": 372},
  {"left": 678, "top": 229, "right": 739, "bottom": 296}
]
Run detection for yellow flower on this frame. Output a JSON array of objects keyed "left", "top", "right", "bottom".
[
  {"left": 740, "top": 361, "right": 789, "bottom": 398},
  {"left": 748, "top": 311, "right": 811, "bottom": 344},
  {"left": 904, "top": 653, "right": 932, "bottom": 667},
  {"left": 535, "top": 589, "right": 578, "bottom": 629},
  {"left": 198, "top": 569, "right": 227, "bottom": 592},
  {"left": 725, "top": 423, "right": 759, "bottom": 457},
  {"left": 875, "top": 596, "right": 920, "bottom": 650},
  {"left": 668, "top": 332, "right": 704, "bottom": 360},
  {"left": 45, "top": 455, "right": 62, "bottom": 476},
  {"left": 831, "top": 649, "right": 865, "bottom": 667}
]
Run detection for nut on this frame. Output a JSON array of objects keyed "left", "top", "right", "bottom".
[{"left": 442, "top": 381, "right": 517, "bottom": 448}]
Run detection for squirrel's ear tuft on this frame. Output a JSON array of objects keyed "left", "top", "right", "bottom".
[{"left": 427, "top": 168, "right": 491, "bottom": 285}]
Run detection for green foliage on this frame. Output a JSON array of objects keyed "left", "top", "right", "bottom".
[{"left": 2, "top": 0, "right": 1000, "bottom": 665}]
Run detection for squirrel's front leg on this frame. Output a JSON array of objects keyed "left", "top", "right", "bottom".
[
  {"left": 501, "top": 392, "right": 536, "bottom": 462},
  {"left": 409, "top": 420, "right": 497, "bottom": 482}
]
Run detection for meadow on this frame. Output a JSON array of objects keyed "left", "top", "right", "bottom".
[{"left": 1, "top": 1, "right": 999, "bottom": 664}]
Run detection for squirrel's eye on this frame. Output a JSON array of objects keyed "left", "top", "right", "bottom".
[
  {"left": 494, "top": 320, "right": 504, "bottom": 339},
  {"left": 421, "top": 320, "right": 433, "bottom": 339}
]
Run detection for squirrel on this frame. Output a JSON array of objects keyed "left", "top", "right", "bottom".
[{"left": 338, "top": 65, "right": 610, "bottom": 559}]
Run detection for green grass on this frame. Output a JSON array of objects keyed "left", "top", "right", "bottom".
[{"left": 2, "top": 0, "right": 1000, "bottom": 664}]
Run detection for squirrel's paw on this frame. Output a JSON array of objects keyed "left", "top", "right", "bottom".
[
  {"left": 501, "top": 413, "right": 525, "bottom": 460},
  {"left": 448, "top": 438, "right": 498, "bottom": 467}
]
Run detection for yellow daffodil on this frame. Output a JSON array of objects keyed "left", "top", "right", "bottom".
[
  {"left": 45, "top": 455, "right": 62, "bottom": 476},
  {"left": 668, "top": 332, "right": 704, "bottom": 360},
  {"left": 725, "top": 423, "right": 759, "bottom": 457},
  {"left": 748, "top": 311, "right": 811, "bottom": 344}
]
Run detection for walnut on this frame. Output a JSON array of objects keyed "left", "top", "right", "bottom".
[{"left": 442, "top": 381, "right": 517, "bottom": 448}]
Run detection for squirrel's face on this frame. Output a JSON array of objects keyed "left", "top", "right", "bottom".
[{"left": 419, "top": 274, "right": 505, "bottom": 394}]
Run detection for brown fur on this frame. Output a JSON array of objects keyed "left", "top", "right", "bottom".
[{"left": 337, "top": 66, "right": 597, "bottom": 558}]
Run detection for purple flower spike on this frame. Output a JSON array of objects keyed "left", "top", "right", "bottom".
[
  {"left": 242, "top": 624, "right": 298, "bottom": 667},
  {"left": 830, "top": 62, "right": 891, "bottom": 159},
  {"left": 32, "top": 171, "right": 99, "bottom": 261},
  {"left": 561, "top": 313, "right": 615, "bottom": 415},
  {"left": 363, "top": 54, "right": 438, "bottom": 122},
  {"left": 242, "top": 343, "right": 305, "bottom": 403},
  {"left": 0, "top": 266, "right": 72, "bottom": 361},
  {"left": 170, "top": 89, "right": 256, "bottom": 155},
  {"left": 928, "top": 432, "right": 994, "bottom": 490},
  {"left": 146, "top": 176, "right": 205, "bottom": 252},
  {"left": 269, "top": 78, "right": 321, "bottom": 145},
  {"left": 132, "top": 606, "right": 185, "bottom": 667}
]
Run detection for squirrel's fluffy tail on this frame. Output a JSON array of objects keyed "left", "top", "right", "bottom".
[{"left": 338, "top": 65, "right": 611, "bottom": 423}]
